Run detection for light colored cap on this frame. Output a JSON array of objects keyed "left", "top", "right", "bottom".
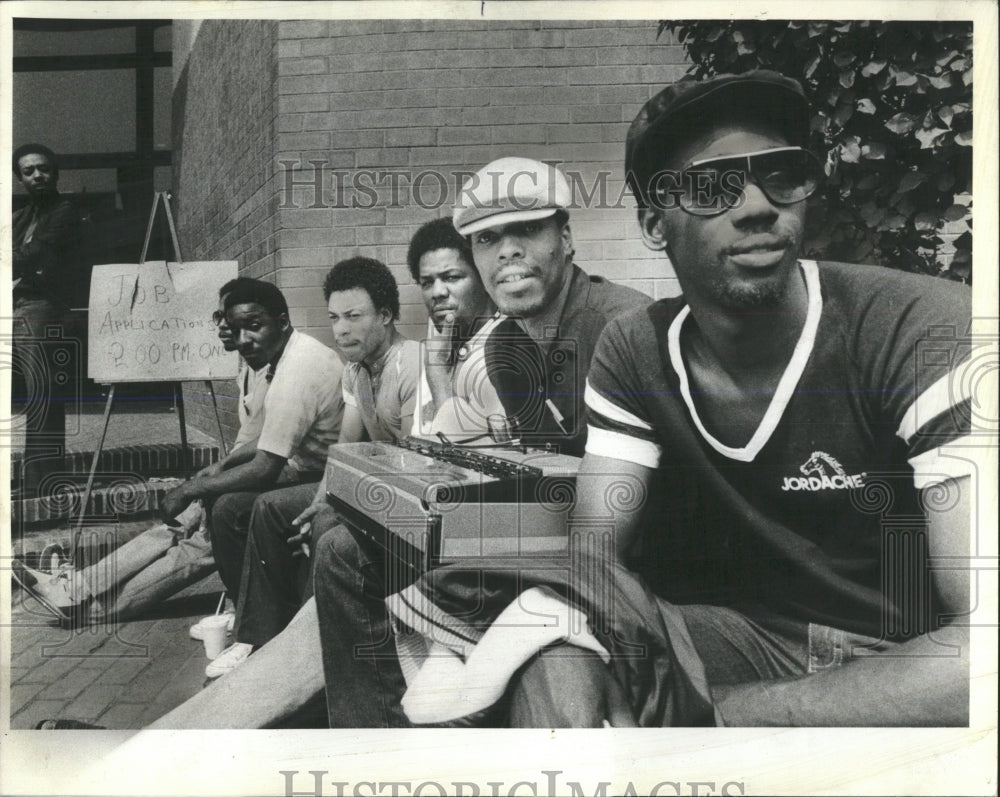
[{"left": 453, "top": 157, "right": 572, "bottom": 236}]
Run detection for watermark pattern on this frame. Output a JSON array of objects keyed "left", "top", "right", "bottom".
[{"left": 280, "top": 769, "right": 747, "bottom": 797}]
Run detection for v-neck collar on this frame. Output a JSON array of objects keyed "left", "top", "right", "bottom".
[{"left": 666, "top": 260, "right": 821, "bottom": 462}]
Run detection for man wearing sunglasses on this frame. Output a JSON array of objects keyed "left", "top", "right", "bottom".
[{"left": 498, "top": 70, "right": 973, "bottom": 726}]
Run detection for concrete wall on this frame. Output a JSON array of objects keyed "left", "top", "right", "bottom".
[{"left": 173, "top": 19, "right": 689, "bottom": 441}]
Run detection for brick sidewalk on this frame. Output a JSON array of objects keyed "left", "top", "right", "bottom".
[{"left": 8, "top": 571, "right": 225, "bottom": 729}]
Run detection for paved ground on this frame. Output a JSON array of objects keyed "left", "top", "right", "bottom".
[
  {"left": 6, "top": 399, "right": 230, "bottom": 729},
  {"left": 8, "top": 571, "right": 225, "bottom": 729}
]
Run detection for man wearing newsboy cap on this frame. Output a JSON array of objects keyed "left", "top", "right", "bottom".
[
  {"left": 449, "top": 156, "right": 647, "bottom": 455},
  {"left": 498, "top": 70, "right": 972, "bottom": 726}
]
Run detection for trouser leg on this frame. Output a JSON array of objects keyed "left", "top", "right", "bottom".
[
  {"left": 233, "top": 482, "right": 334, "bottom": 648},
  {"left": 77, "top": 523, "right": 178, "bottom": 598},
  {"left": 313, "top": 526, "right": 412, "bottom": 728},
  {"left": 12, "top": 297, "right": 68, "bottom": 494},
  {"left": 98, "top": 526, "right": 216, "bottom": 620},
  {"left": 209, "top": 491, "right": 260, "bottom": 601}
]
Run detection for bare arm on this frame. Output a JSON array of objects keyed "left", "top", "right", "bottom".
[
  {"left": 715, "top": 475, "right": 971, "bottom": 726},
  {"left": 161, "top": 448, "right": 286, "bottom": 521},
  {"left": 510, "top": 453, "right": 655, "bottom": 727}
]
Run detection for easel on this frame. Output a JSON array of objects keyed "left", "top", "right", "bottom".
[{"left": 71, "top": 192, "right": 230, "bottom": 563}]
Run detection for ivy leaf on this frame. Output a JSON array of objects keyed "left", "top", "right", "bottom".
[
  {"left": 856, "top": 98, "right": 877, "bottom": 114},
  {"left": 892, "top": 68, "right": 918, "bottom": 86},
  {"left": 914, "top": 127, "right": 948, "bottom": 148},
  {"left": 914, "top": 212, "right": 938, "bottom": 231},
  {"left": 839, "top": 69, "right": 856, "bottom": 88},
  {"left": 840, "top": 138, "right": 862, "bottom": 163},
  {"left": 936, "top": 171, "right": 956, "bottom": 191},
  {"left": 833, "top": 51, "right": 856, "bottom": 68},
  {"left": 862, "top": 142, "right": 887, "bottom": 159},
  {"left": 937, "top": 105, "right": 955, "bottom": 126},
  {"left": 861, "top": 59, "right": 887, "bottom": 77},
  {"left": 954, "top": 130, "right": 972, "bottom": 146},
  {"left": 943, "top": 204, "right": 968, "bottom": 222},
  {"left": 885, "top": 112, "right": 918, "bottom": 134},
  {"left": 928, "top": 73, "right": 953, "bottom": 89},
  {"left": 898, "top": 171, "right": 926, "bottom": 192},
  {"left": 833, "top": 102, "right": 854, "bottom": 126}
]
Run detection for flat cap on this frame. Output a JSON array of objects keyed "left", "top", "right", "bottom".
[
  {"left": 453, "top": 157, "right": 571, "bottom": 236},
  {"left": 625, "top": 70, "right": 810, "bottom": 204}
]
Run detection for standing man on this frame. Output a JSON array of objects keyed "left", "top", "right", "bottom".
[
  {"left": 504, "top": 71, "right": 973, "bottom": 726},
  {"left": 11, "top": 144, "right": 82, "bottom": 496},
  {"left": 207, "top": 257, "right": 420, "bottom": 676}
]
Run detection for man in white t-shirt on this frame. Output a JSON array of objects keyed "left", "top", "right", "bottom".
[{"left": 12, "top": 279, "right": 287, "bottom": 622}]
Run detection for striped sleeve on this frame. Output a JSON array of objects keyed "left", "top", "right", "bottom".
[
  {"left": 871, "top": 280, "right": 975, "bottom": 489},
  {"left": 584, "top": 317, "right": 662, "bottom": 469}
]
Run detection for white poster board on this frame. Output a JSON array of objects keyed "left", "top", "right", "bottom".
[{"left": 87, "top": 261, "right": 240, "bottom": 383}]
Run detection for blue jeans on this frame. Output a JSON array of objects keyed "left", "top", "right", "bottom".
[
  {"left": 233, "top": 481, "right": 341, "bottom": 648},
  {"left": 313, "top": 526, "right": 412, "bottom": 728}
]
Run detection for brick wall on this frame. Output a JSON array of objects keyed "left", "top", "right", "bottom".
[
  {"left": 173, "top": 20, "right": 279, "bottom": 443},
  {"left": 274, "top": 20, "right": 689, "bottom": 346},
  {"left": 174, "top": 19, "right": 690, "bottom": 441}
]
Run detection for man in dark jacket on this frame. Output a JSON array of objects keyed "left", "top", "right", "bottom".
[{"left": 11, "top": 143, "right": 82, "bottom": 496}]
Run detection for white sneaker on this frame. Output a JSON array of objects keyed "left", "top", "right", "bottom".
[
  {"left": 189, "top": 611, "right": 235, "bottom": 641},
  {"left": 205, "top": 642, "right": 252, "bottom": 679}
]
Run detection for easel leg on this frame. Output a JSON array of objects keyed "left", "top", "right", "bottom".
[
  {"left": 72, "top": 385, "right": 116, "bottom": 566},
  {"left": 175, "top": 382, "right": 189, "bottom": 474},
  {"left": 206, "top": 380, "right": 229, "bottom": 458}
]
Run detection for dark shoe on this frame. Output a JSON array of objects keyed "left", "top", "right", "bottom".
[{"left": 35, "top": 719, "right": 107, "bottom": 730}]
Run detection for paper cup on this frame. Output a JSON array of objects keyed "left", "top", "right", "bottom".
[{"left": 201, "top": 615, "right": 231, "bottom": 659}]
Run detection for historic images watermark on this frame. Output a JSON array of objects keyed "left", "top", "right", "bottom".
[
  {"left": 280, "top": 769, "right": 747, "bottom": 796},
  {"left": 277, "top": 159, "right": 779, "bottom": 214}
]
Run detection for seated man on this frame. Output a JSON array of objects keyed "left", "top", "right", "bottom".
[
  {"left": 206, "top": 256, "right": 421, "bottom": 676},
  {"left": 146, "top": 181, "right": 645, "bottom": 727},
  {"left": 12, "top": 278, "right": 273, "bottom": 623},
  {"left": 409, "top": 217, "right": 501, "bottom": 439},
  {"left": 432, "top": 71, "right": 971, "bottom": 727}
]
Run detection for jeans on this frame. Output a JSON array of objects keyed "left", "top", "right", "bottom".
[
  {"left": 233, "top": 481, "right": 341, "bottom": 648},
  {"left": 313, "top": 526, "right": 413, "bottom": 728},
  {"left": 208, "top": 473, "right": 322, "bottom": 605},
  {"left": 677, "top": 603, "right": 896, "bottom": 685},
  {"left": 85, "top": 523, "right": 216, "bottom": 620}
]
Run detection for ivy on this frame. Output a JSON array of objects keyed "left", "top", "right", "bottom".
[{"left": 659, "top": 20, "right": 972, "bottom": 282}]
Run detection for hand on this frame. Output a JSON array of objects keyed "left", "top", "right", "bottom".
[
  {"left": 425, "top": 312, "right": 457, "bottom": 395},
  {"left": 508, "top": 648, "right": 636, "bottom": 728},
  {"left": 160, "top": 482, "right": 195, "bottom": 525},
  {"left": 287, "top": 502, "right": 324, "bottom": 558}
]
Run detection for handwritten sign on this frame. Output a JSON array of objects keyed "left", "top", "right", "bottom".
[{"left": 88, "top": 261, "right": 240, "bottom": 383}]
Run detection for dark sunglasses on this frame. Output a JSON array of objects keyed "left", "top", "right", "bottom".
[
  {"left": 212, "top": 310, "right": 228, "bottom": 326},
  {"left": 655, "top": 146, "right": 823, "bottom": 217}
]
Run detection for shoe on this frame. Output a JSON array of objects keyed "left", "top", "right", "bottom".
[
  {"left": 205, "top": 642, "right": 253, "bottom": 679},
  {"left": 189, "top": 611, "right": 236, "bottom": 641},
  {"left": 35, "top": 719, "right": 106, "bottom": 730},
  {"left": 39, "top": 543, "right": 70, "bottom": 574},
  {"left": 11, "top": 560, "right": 81, "bottom": 621}
]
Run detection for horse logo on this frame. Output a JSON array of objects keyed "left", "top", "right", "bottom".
[{"left": 800, "top": 451, "right": 847, "bottom": 479}]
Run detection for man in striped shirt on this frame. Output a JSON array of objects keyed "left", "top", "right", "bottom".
[{"left": 508, "top": 70, "right": 974, "bottom": 726}]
